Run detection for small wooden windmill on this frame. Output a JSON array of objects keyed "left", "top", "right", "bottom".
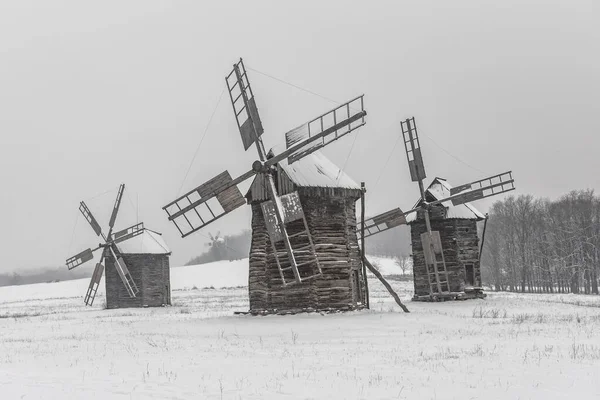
[
  {"left": 66, "top": 184, "right": 171, "bottom": 307},
  {"left": 163, "top": 58, "right": 366, "bottom": 289},
  {"left": 359, "top": 117, "right": 515, "bottom": 301}
]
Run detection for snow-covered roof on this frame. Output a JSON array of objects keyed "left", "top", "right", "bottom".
[
  {"left": 115, "top": 229, "right": 171, "bottom": 255},
  {"left": 406, "top": 178, "right": 485, "bottom": 222},
  {"left": 274, "top": 149, "right": 361, "bottom": 190}
]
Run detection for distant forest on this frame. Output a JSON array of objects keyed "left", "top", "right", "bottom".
[
  {"left": 0, "top": 267, "right": 90, "bottom": 288},
  {"left": 481, "top": 190, "right": 600, "bottom": 294}
]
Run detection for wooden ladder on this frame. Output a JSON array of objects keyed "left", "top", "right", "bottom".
[
  {"left": 427, "top": 250, "right": 450, "bottom": 294},
  {"left": 270, "top": 216, "right": 322, "bottom": 285},
  {"left": 114, "top": 257, "right": 139, "bottom": 298}
]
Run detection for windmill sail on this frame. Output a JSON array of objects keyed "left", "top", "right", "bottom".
[
  {"left": 163, "top": 170, "right": 251, "bottom": 238},
  {"left": 444, "top": 171, "right": 515, "bottom": 206},
  {"left": 108, "top": 184, "right": 125, "bottom": 230},
  {"left": 112, "top": 222, "right": 145, "bottom": 244},
  {"left": 66, "top": 248, "right": 95, "bottom": 270},
  {"left": 357, "top": 207, "right": 410, "bottom": 240},
  {"left": 79, "top": 201, "right": 103, "bottom": 237},
  {"left": 284, "top": 95, "right": 366, "bottom": 165},
  {"left": 401, "top": 117, "right": 426, "bottom": 182},
  {"left": 84, "top": 260, "right": 105, "bottom": 306},
  {"left": 226, "top": 58, "right": 264, "bottom": 151}
]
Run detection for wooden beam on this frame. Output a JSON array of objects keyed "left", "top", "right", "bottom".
[{"left": 363, "top": 257, "right": 410, "bottom": 313}]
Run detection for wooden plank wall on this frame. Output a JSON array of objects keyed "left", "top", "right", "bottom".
[
  {"left": 248, "top": 187, "right": 363, "bottom": 312},
  {"left": 105, "top": 253, "right": 171, "bottom": 309},
  {"left": 410, "top": 204, "right": 480, "bottom": 296}
]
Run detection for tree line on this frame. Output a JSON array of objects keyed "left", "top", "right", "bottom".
[{"left": 481, "top": 190, "right": 600, "bottom": 294}]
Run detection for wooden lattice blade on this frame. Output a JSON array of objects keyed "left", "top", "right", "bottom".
[
  {"left": 357, "top": 207, "right": 413, "bottom": 240},
  {"left": 163, "top": 169, "right": 254, "bottom": 238},
  {"left": 279, "top": 95, "right": 366, "bottom": 165},
  {"left": 261, "top": 191, "right": 305, "bottom": 243},
  {"left": 79, "top": 201, "right": 103, "bottom": 237},
  {"left": 84, "top": 260, "right": 105, "bottom": 306},
  {"left": 226, "top": 58, "right": 264, "bottom": 151},
  {"left": 436, "top": 171, "right": 515, "bottom": 206},
  {"left": 401, "top": 117, "right": 426, "bottom": 182},
  {"left": 66, "top": 248, "right": 94, "bottom": 270},
  {"left": 112, "top": 222, "right": 144, "bottom": 244},
  {"left": 108, "top": 184, "right": 125, "bottom": 230}
]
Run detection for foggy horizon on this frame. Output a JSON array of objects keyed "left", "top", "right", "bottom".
[{"left": 1, "top": 0, "right": 598, "bottom": 273}]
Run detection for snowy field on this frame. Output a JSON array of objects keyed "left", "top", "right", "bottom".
[{"left": 1, "top": 259, "right": 600, "bottom": 399}]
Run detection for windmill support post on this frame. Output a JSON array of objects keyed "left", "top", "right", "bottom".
[
  {"left": 360, "top": 182, "right": 369, "bottom": 309},
  {"left": 363, "top": 257, "right": 409, "bottom": 313},
  {"left": 479, "top": 213, "right": 489, "bottom": 264}
]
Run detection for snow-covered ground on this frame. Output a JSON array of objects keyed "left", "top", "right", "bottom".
[{"left": 1, "top": 258, "right": 600, "bottom": 399}]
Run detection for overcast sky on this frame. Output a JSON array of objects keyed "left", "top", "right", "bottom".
[{"left": 0, "top": 0, "right": 597, "bottom": 273}]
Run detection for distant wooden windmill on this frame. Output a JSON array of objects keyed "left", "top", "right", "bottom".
[
  {"left": 66, "top": 184, "right": 171, "bottom": 308},
  {"left": 206, "top": 231, "right": 227, "bottom": 260},
  {"left": 163, "top": 58, "right": 368, "bottom": 312},
  {"left": 359, "top": 117, "right": 515, "bottom": 301}
]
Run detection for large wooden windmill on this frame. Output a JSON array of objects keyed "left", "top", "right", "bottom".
[
  {"left": 66, "top": 184, "right": 172, "bottom": 308},
  {"left": 163, "top": 58, "right": 366, "bottom": 290},
  {"left": 359, "top": 117, "right": 515, "bottom": 301}
]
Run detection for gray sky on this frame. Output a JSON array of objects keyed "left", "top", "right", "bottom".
[{"left": 0, "top": 0, "right": 598, "bottom": 273}]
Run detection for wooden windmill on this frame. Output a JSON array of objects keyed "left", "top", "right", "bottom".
[
  {"left": 66, "top": 184, "right": 171, "bottom": 307},
  {"left": 163, "top": 58, "right": 366, "bottom": 288},
  {"left": 359, "top": 117, "right": 515, "bottom": 300}
]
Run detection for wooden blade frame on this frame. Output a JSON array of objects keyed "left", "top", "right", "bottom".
[
  {"left": 66, "top": 248, "right": 95, "bottom": 270},
  {"left": 443, "top": 171, "right": 515, "bottom": 206},
  {"left": 108, "top": 184, "right": 125, "bottom": 233},
  {"left": 112, "top": 222, "right": 145, "bottom": 244},
  {"left": 285, "top": 95, "right": 366, "bottom": 164},
  {"left": 401, "top": 117, "right": 426, "bottom": 182},
  {"left": 84, "top": 255, "right": 105, "bottom": 306},
  {"left": 226, "top": 58, "right": 264, "bottom": 151},
  {"left": 163, "top": 170, "right": 250, "bottom": 238},
  {"left": 357, "top": 208, "right": 410, "bottom": 240},
  {"left": 79, "top": 201, "right": 103, "bottom": 238}
]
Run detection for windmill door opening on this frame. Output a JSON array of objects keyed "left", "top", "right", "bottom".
[{"left": 464, "top": 264, "right": 475, "bottom": 287}]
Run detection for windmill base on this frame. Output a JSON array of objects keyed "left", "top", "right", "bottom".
[
  {"left": 412, "top": 290, "right": 486, "bottom": 302},
  {"left": 234, "top": 304, "right": 367, "bottom": 316}
]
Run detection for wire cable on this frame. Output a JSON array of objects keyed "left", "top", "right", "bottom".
[
  {"left": 247, "top": 66, "right": 341, "bottom": 106},
  {"left": 336, "top": 131, "right": 359, "bottom": 183},
  {"left": 421, "top": 133, "right": 487, "bottom": 175},
  {"left": 176, "top": 86, "right": 226, "bottom": 197}
]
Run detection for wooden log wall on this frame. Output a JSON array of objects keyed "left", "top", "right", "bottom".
[
  {"left": 248, "top": 187, "right": 363, "bottom": 312},
  {"left": 105, "top": 253, "right": 171, "bottom": 309},
  {"left": 410, "top": 204, "right": 481, "bottom": 297}
]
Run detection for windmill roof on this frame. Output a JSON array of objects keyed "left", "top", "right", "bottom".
[
  {"left": 272, "top": 149, "right": 361, "bottom": 190},
  {"left": 406, "top": 177, "right": 485, "bottom": 222},
  {"left": 115, "top": 229, "right": 171, "bottom": 255}
]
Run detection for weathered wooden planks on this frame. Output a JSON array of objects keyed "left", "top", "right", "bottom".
[
  {"left": 105, "top": 253, "right": 171, "bottom": 309},
  {"left": 248, "top": 186, "right": 363, "bottom": 312},
  {"left": 410, "top": 202, "right": 483, "bottom": 299}
]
